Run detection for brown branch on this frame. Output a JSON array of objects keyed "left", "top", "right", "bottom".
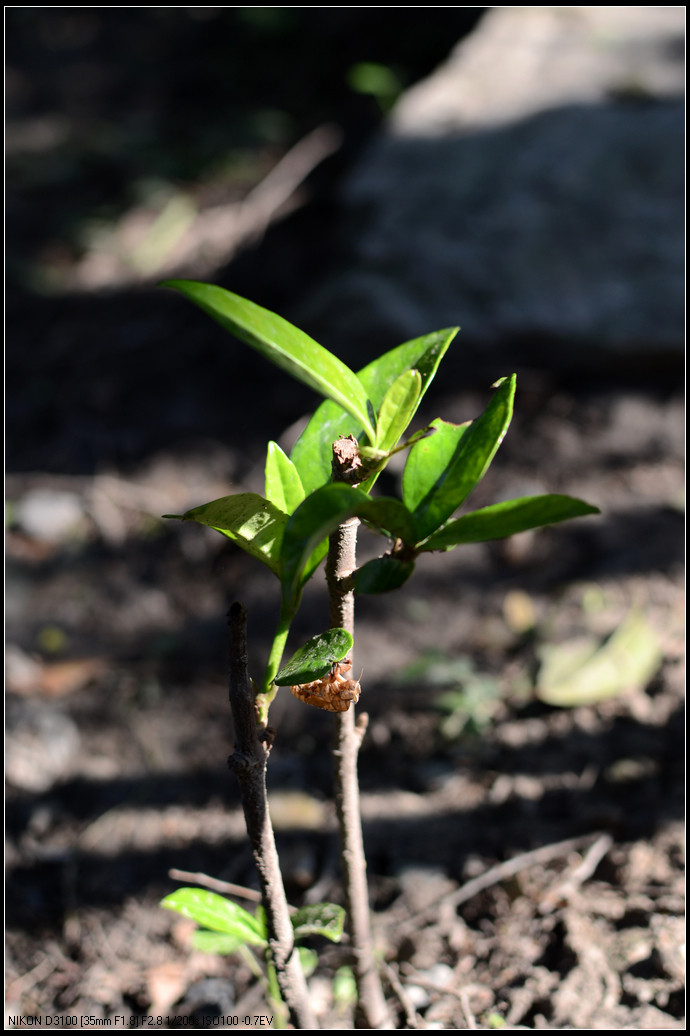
[
  {"left": 226, "top": 603, "right": 318, "bottom": 1029},
  {"left": 326, "top": 517, "right": 392, "bottom": 1029}
]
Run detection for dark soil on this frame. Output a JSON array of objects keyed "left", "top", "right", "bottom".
[{"left": 6, "top": 10, "right": 684, "bottom": 1030}]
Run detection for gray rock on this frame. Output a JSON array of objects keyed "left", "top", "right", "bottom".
[
  {"left": 16, "top": 488, "right": 86, "bottom": 543},
  {"left": 6, "top": 698, "right": 81, "bottom": 793},
  {"left": 303, "top": 7, "right": 684, "bottom": 364}
]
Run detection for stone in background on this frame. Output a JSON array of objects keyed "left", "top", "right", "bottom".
[{"left": 301, "top": 7, "right": 684, "bottom": 367}]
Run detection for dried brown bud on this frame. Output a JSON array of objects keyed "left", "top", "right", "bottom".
[{"left": 332, "top": 434, "right": 363, "bottom": 485}]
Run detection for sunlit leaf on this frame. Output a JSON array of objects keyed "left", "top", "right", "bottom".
[
  {"left": 373, "top": 369, "right": 422, "bottom": 453},
  {"left": 290, "top": 328, "right": 458, "bottom": 495},
  {"left": 265, "top": 441, "right": 305, "bottom": 515},
  {"left": 403, "top": 375, "right": 516, "bottom": 542},
  {"left": 165, "top": 494, "right": 286, "bottom": 577},
  {"left": 420, "top": 494, "right": 600, "bottom": 550},
  {"left": 161, "top": 279, "right": 376, "bottom": 440},
  {"left": 274, "top": 629, "right": 353, "bottom": 685},
  {"left": 280, "top": 485, "right": 360, "bottom": 609},
  {"left": 160, "top": 889, "right": 267, "bottom": 946},
  {"left": 191, "top": 930, "right": 249, "bottom": 955},
  {"left": 402, "top": 418, "right": 469, "bottom": 515}
]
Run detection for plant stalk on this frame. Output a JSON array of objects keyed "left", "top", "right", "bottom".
[
  {"left": 227, "top": 603, "right": 318, "bottom": 1029},
  {"left": 326, "top": 519, "right": 392, "bottom": 1029}
]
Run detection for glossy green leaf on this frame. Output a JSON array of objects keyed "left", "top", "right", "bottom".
[
  {"left": 265, "top": 441, "right": 305, "bottom": 515},
  {"left": 359, "top": 327, "right": 458, "bottom": 409},
  {"left": 374, "top": 369, "right": 422, "bottom": 453},
  {"left": 402, "top": 419, "right": 469, "bottom": 514},
  {"left": 420, "top": 495, "right": 600, "bottom": 550},
  {"left": 274, "top": 629, "right": 353, "bottom": 686},
  {"left": 536, "top": 612, "right": 662, "bottom": 706},
  {"left": 290, "top": 327, "right": 458, "bottom": 495},
  {"left": 280, "top": 484, "right": 416, "bottom": 608},
  {"left": 291, "top": 902, "right": 345, "bottom": 943},
  {"left": 403, "top": 375, "right": 516, "bottom": 542},
  {"left": 280, "top": 484, "right": 361, "bottom": 609},
  {"left": 160, "top": 889, "right": 267, "bottom": 946},
  {"left": 165, "top": 494, "right": 286, "bottom": 577},
  {"left": 161, "top": 279, "right": 376, "bottom": 441},
  {"left": 353, "top": 555, "right": 415, "bottom": 594}
]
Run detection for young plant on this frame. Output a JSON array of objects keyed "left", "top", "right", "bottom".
[
  {"left": 160, "top": 886, "right": 345, "bottom": 1028},
  {"left": 161, "top": 280, "right": 598, "bottom": 1027}
]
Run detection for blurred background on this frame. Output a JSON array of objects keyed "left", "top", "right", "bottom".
[{"left": 6, "top": 8, "right": 685, "bottom": 1029}]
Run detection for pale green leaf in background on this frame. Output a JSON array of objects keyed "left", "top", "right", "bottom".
[{"left": 536, "top": 611, "right": 662, "bottom": 706}]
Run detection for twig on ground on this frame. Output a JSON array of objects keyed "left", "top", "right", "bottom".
[
  {"left": 459, "top": 988, "right": 478, "bottom": 1030},
  {"left": 399, "top": 966, "right": 485, "bottom": 1020},
  {"left": 236, "top": 125, "right": 342, "bottom": 243},
  {"left": 402, "top": 831, "right": 611, "bottom": 931},
  {"left": 538, "top": 832, "right": 614, "bottom": 912},
  {"left": 226, "top": 603, "right": 317, "bottom": 1030},
  {"left": 381, "top": 960, "right": 422, "bottom": 1029}
]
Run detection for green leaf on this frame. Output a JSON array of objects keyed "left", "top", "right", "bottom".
[
  {"left": 274, "top": 629, "right": 353, "bottom": 685},
  {"left": 353, "top": 555, "right": 415, "bottom": 594},
  {"left": 333, "top": 966, "right": 357, "bottom": 1005},
  {"left": 280, "top": 484, "right": 417, "bottom": 608},
  {"left": 161, "top": 279, "right": 376, "bottom": 441},
  {"left": 165, "top": 494, "right": 287, "bottom": 577},
  {"left": 265, "top": 441, "right": 305, "bottom": 515},
  {"left": 402, "top": 419, "right": 469, "bottom": 514},
  {"left": 420, "top": 494, "right": 600, "bottom": 550},
  {"left": 374, "top": 369, "right": 422, "bottom": 453},
  {"left": 290, "top": 327, "right": 458, "bottom": 495},
  {"left": 160, "top": 889, "right": 267, "bottom": 946},
  {"left": 280, "top": 484, "right": 360, "bottom": 609},
  {"left": 403, "top": 375, "right": 516, "bottom": 542},
  {"left": 359, "top": 327, "right": 458, "bottom": 410},
  {"left": 297, "top": 946, "right": 319, "bottom": 977},
  {"left": 536, "top": 612, "right": 662, "bottom": 707},
  {"left": 361, "top": 497, "right": 417, "bottom": 543},
  {"left": 191, "top": 930, "right": 250, "bottom": 956},
  {"left": 292, "top": 902, "right": 345, "bottom": 943}
]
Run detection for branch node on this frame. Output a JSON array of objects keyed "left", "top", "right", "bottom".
[{"left": 331, "top": 434, "right": 364, "bottom": 485}]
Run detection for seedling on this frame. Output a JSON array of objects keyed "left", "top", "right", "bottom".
[
  {"left": 160, "top": 280, "right": 598, "bottom": 1027},
  {"left": 160, "top": 887, "right": 344, "bottom": 1027}
]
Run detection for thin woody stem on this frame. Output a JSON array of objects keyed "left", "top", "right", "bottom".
[
  {"left": 326, "top": 518, "right": 392, "bottom": 1030},
  {"left": 227, "top": 603, "right": 318, "bottom": 1029}
]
